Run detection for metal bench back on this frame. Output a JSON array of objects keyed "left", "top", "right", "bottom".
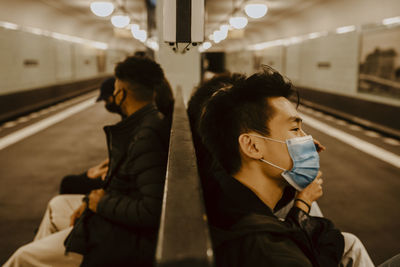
[{"left": 155, "top": 87, "right": 214, "bottom": 267}]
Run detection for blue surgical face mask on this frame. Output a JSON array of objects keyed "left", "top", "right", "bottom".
[{"left": 249, "top": 134, "right": 320, "bottom": 191}]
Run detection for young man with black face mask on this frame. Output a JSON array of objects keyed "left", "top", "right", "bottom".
[
  {"left": 5, "top": 56, "right": 171, "bottom": 267},
  {"left": 199, "top": 68, "right": 374, "bottom": 267},
  {"left": 97, "top": 77, "right": 125, "bottom": 118},
  {"left": 59, "top": 75, "right": 173, "bottom": 195}
]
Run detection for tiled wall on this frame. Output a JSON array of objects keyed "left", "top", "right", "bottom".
[
  {"left": 225, "top": 32, "right": 373, "bottom": 103},
  {"left": 0, "top": 28, "right": 127, "bottom": 96},
  {"left": 295, "top": 32, "right": 359, "bottom": 95}
]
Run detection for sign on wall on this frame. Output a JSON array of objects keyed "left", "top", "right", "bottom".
[{"left": 359, "top": 25, "right": 400, "bottom": 99}]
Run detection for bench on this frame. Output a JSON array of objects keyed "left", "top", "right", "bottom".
[{"left": 155, "top": 87, "right": 214, "bottom": 267}]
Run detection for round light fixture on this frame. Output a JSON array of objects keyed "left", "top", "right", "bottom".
[
  {"left": 213, "top": 30, "right": 227, "bottom": 43},
  {"left": 90, "top": 1, "right": 114, "bottom": 17},
  {"left": 130, "top": 24, "right": 140, "bottom": 35},
  {"left": 229, "top": 16, "right": 248, "bottom": 29},
  {"left": 202, "top": 41, "right": 212, "bottom": 50},
  {"left": 133, "top": 30, "right": 147, "bottom": 42},
  {"left": 111, "top": 14, "right": 130, "bottom": 28},
  {"left": 220, "top": 24, "right": 230, "bottom": 33},
  {"left": 245, "top": 3, "right": 268, "bottom": 19}
]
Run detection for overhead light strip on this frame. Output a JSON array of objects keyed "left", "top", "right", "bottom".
[{"left": 0, "top": 21, "right": 108, "bottom": 50}]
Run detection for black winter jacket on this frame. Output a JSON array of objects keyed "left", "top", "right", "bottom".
[
  {"left": 211, "top": 173, "right": 344, "bottom": 267},
  {"left": 65, "top": 104, "right": 170, "bottom": 267}
]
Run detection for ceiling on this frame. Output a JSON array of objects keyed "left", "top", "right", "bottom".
[
  {"left": 0, "top": 0, "right": 325, "bottom": 51},
  {"left": 205, "top": 0, "right": 322, "bottom": 49}
]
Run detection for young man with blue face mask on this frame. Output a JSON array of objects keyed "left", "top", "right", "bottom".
[{"left": 199, "top": 68, "right": 374, "bottom": 267}]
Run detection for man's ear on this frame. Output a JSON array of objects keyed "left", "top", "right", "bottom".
[{"left": 238, "top": 133, "right": 264, "bottom": 160}]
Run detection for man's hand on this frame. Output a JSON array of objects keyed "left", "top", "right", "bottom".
[
  {"left": 88, "top": 189, "right": 106, "bottom": 213},
  {"left": 87, "top": 159, "right": 109, "bottom": 179},
  {"left": 70, "top": 202, "right": 87, "bottom": 226},
  {"left": 101, "top": 172, "right": 107, "bottom": 181},
  {"left": 313, "top": 138, "right": 326, "bottom": 153},
  {"left": 295, "top": 171, "right": 323, "bottom": 213}
]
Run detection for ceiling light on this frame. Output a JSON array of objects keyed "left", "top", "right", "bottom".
[
  {"left": 245, "top": 3, "right": 268, "bottom": 19},
  {"left": 335, "top": 25, "right": 355, "bottom": 34},
  {"left": 0, "top": 22, "right": 19, "bottom": 30},
  {"left": 133, "top": 30, "right": 147, "bottom": 42},
  {"left": 220, "top": 24, "right": 230, "bottom": 33},
  {"left": 229, "top": 16, "right": 248, "bottom": 29},
  {"left": 130, "top": 24, "right": 140, "bottom": 35},
  {"left": 307, "top": 31, "right": 327, "bottom": 39},
  {"left": 213, "top": 30, "right": 227, "bottom": 42},
  {"left": 90, "top": 1, "right": 114, "bottom": 17},
  {"left": 202, "top": 41, "right": 212, "bottom": 50},
  {"left": 382, "top": 16, "right": 400, "bottom": 25},
  {"left": 111, "top": 14, "right": 131, "bottom": 28},
  {"left": 146, "top": 39, "right": 159, "bottom": 51},
  {"left": 308, "top": 32, "right": 321, "bottom": 39}
]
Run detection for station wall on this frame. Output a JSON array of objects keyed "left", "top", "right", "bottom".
[
  {"left": 0, "top": 27, "right": 128, "bottom": 96},
  {"left": 225, "top": 25, "right": 400, "bottom": 134}
]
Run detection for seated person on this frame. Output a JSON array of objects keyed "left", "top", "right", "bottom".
[
  {"left": 4, "top": 56, "right": 171, "bottom": 267},
  {"left": 198, "top": 67, "right": 374, "bottom": 267},
  {"left": 60, "top": 75, "right": 174, "bottom": 195},
  {"left": 187, "top": 73, "right": 324, "bottom": 226}
]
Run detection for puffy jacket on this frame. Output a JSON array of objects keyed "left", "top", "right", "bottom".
[
  {"left": 65, "top": 104, "right": 170, "bottom": 267},
  {"left": 210, "top": 173, "right": 344, "bottom": 267}
]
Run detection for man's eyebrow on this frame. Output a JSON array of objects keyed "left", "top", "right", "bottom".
[{"left": 288, "top": 116, "right": 303, "bottom": 123}]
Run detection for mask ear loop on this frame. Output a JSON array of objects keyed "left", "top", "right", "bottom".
[
  {"left": 259, "top": 158, "right": 287, "bottom": 171},
  {"left": 247, "top": 134, "right": 288, "bottom": 171},
  {"left": 113, "top": 89, "right": 127, "bottom": 108},
  {"left": 119, "top": 90, "right": 127, "bottom": 106},
  {"left": 247, "top": 134, "right": 286, "bottom": 144}
]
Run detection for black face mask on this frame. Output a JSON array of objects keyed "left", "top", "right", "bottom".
[
  {"left": 105, "top": 89, "right": 127, "bottom": 118},
  {"left": 105, "top": 101, "right": 123, "bottom": 116}
]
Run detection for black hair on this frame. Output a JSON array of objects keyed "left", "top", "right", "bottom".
[
  {"left": 187, "top": 72, "right": 245, "bottom": 227},
  {"left": 199, "top": 68, "right": 297, "bottom": 175},
  {"left": 114, "top": 56, "right": 165, "bottom": 101},
  {"left": 155, "top": 78, "right": 174, "bottom": 117},
  {"left": 188, "top": 72, "right": 245, "bottom": 130}
]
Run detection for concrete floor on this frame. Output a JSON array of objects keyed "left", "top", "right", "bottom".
[
  {"left": 0, "top": 97, "right": 399, "bottom": 265},
  {"left": 300, "top": 106, "right": 400, "bottom": 265},
  {"left": 0, "top": 99, "right": 119, "bottom": 264}
]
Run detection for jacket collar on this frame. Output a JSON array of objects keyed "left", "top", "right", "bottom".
[
  {"left": 107, "top": 103, "right": 157, "bottom": 133},
  {"left": 216, "top": 172, "right": 275, "bottom": 224}
]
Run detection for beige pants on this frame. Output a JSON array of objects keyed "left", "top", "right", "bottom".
[
  {"left": 4, "top": 195, "right": 84, "bottom": 267},
  {"left": 4, "top": 196, "right": 375, "bottom": 267},
  {"left": 341, "top": 232, "right": 375, "bottom": 267}
]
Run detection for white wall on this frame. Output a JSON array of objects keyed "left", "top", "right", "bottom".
[
  {"left": 225, "top": 50, "right": 254, "bottom": 75},
  {"left": 248, "top": 0, "right": 400, "bottom": 46},
  {"left": 223, "top": 0, "right": 400, "bottom": 107},
  {"left": 106, "top": 50, "right": 129, "bottom": 74},
  {"left": 225, "top": 28, "right": 400, "bottom": 105},
  {"left": 295, "top": 32, "right": 359, "bottom": 95},
  {"left": 72, "top": 44, "right": 98, "bottom": 80},
  {"left": 0, "top": 27, "right": 128, "bottom": 95},
  {"left": 255, "top": 46, "right": 285, "bottom": 74}
]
